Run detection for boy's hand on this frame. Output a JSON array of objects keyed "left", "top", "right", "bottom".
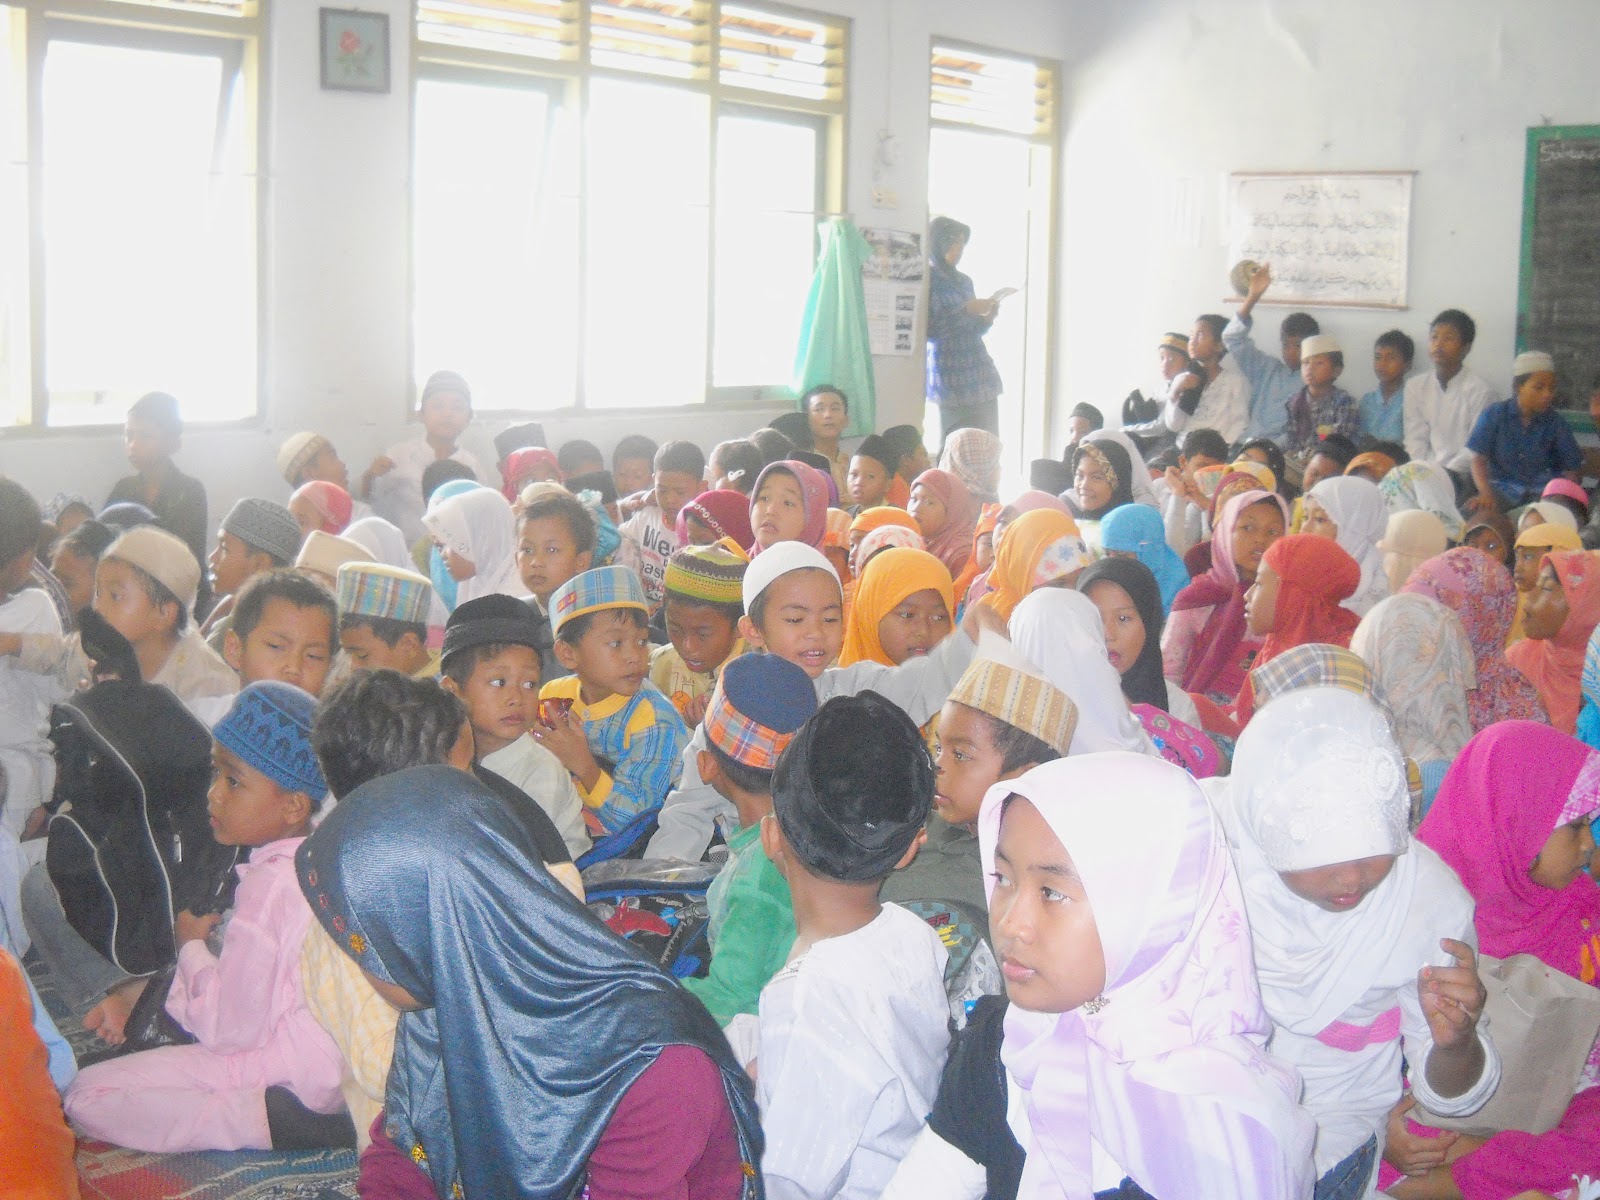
[
  {"left": 532, "top": 707, "right": 601, "bottom": 789},
  {"left": 618, "top": 489, "right": 653, "bottom": 520},
  {"left": 1418, "top": 938, "right": 1487, "bottom": 1052},
  {"left": 683, "top": 693, "right": 711, "bottom": 726},
  {"left": 174, "top": 910, "right": 221, "bottom": 947},
  {"left": 1382, "top": 1096, "right": 1456, "bottom": 1176},
  {"left": 1247, "top": 262, "right": 1273, "bottom": 301}
]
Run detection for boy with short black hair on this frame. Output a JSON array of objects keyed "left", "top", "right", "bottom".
[
  {"left": 651, "top": 543, "right": 747, "bottom": 724},
  {"left": 1467, "top": 349, "right": 1582, "bottom": 512},
  {"left": 681, "top": 654, "right": 814, "bottom": 1030},
  {"left": 1158, "top": 427, "right": 1230, "bottom": 554},
  {"left": 203, "top": 497, "right": 304, "bottom": 650},
  {"left": 1284, "top": 334, "right": 1359, "bottom": 463},
  {"left": 362, "top": 369, "right": 485, "bottom": 543},
  {"left": 440, "top": 594, "right": 590, "bottom": 857},
  {"left": 1403, "top": 308, "right": 1497, "bottom": 478},
  {"left": 104, "top": 392, "right": 210, "bottom": 607},
  {"left": 557, "top": 438, "right": 604, "bottom": 478},
  {"left": 335, "top": 561, "right": 437, "bottom": 678},
  {"left": 516, "top": 493, "right": 596, "bottom": 682},
  {"left": 846, "top": 434, "right": 897, "bottom": 513},
  {"left": 880, "top": 425, "right": 932, "bottom": 508},
  {"left": 611, "top": 434, "right": 659, "bottom": 500},
  {"left": 0, "top": 481, "right": 68, "bottom": 840},
  {"left": 708, "top": 439, "right": 763, "bottom": 495},
  {"left": 1224, "top": 264, "right": 1320, "bottom": 443},
  {"left": 535, "top": 566, "right": 689, "bottom": 837},
  {"left": 619, "top": 439, "right": 706, "bottom": 614},
  {"left": 1360, "top": 330, "right": 1414, "bottom": 444},
  {"left": 757, "top": 690, "right": 951, "bottom": 1196},
  {"left": 222, "top": 570, "right": 337, "bottom": 698}
]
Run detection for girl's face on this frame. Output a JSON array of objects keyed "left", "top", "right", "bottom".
[
  {"left": 440, "top": 544, "right": 477, "bottom": 582},
  {"left": 1522, "top": 563, "right": 1569, "bottom": 641},
  {"left": 739, "top": 568, "right": 843, "bottom": 678},
  {"left": 1232, "top": 500, "right": 1285, "bottom": 582},
  {"left": 1513, "top": 543, "right": 1546, "bottom": 592},
  {"left": 1243, "top": 561, "right": 1280, "bottom": 636},
  {"left": 1466, "top": 527, "right": 1508, "bottom": 566},
  {"left": 974, "top": 531, "right": 995, "bottom": 573},
  {"left": 1073, "top": 455, "right": 1113, "bottom": 513},
  {"left": 990, "top": 797, "right": 1107, "bottom": 1013},
  {"left": 1299, "top": 497, "right": 1338, "bottom": 541},
  {"left": 876, "top": 588, "right": 952, "bottom": 665},
  {"left": 909, "top": 484, "right": 948, "bottom": 537},
  {"left": 1087, "top": 579, "right": 1146, "bottom": 674},
  {"left": 1279, "top": 854, "right": 1396, "bottom": 913},
  {"left": 751, "top": 471, "right": 807, "bottom": 550},
  {"left": 1530, "top": 816, "right": 1597, "bottom": 889}
]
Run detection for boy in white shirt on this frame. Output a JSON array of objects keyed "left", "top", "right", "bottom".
[
  {"left": 1403, "top": 308, "right": 1497, "bottom": 482},
  {"left": 618, "top": 439, "right": 706, "bottom": 616},
  {"left": 757, "top": 690, "right": 951, "bottom": 1200},
  {"left": 1163, "top": 314, "right": 1250, "bottom": 446},
  {"left": 360, "top": 370, "right": 486, "bottom": 542}
]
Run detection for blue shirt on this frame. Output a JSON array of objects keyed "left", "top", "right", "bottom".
[
  {"left": 1465, "top": 398, "right": 1583, "bottom": 505},
  {"left": 1359, "top": 386, "right": 1406, "bottom": 444},
  {"left": 926, "top": 261, "right": 1003, "bottom": 406},
  {"left": 1223, "top": 314, "right": 1301, "bottom": 443}
]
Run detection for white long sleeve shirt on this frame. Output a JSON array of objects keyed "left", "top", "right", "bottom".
[
  {"left": 1402, "top": 367, "right": 1497, "bottom": 474},
  {"left": 1164, "top": 363, "right": 1250, "bottom": 447}
]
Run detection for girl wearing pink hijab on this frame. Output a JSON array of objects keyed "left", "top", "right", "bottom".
[
  {"left": 749, "top": 460, "right": 830, "bottom": 554},
  {"left": 1396, "top": 723, "right": 1600, "bottom": 1198},
  {"left": 883, "top": 754, "right": 1315, "bottom": 1198}
]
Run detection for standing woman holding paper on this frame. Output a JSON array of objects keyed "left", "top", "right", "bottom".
[{"left": 926, "top": 217, "right": 1011, "bottom": 443}]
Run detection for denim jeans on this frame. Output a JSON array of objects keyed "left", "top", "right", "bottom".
[
  {"left": 21, "top": 861, "right": 136, "bottom": 1015},
  {"left": 1314, "top": 1135, "right": 1378, "bottom": 1200}
]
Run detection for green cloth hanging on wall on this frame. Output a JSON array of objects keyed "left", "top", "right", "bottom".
[{"left": 791, "top": 217, "right": 876, "bottom": 437}]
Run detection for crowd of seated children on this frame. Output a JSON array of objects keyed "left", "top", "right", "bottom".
[{"left": 8, "top": 286, "right": 1600, "bottom": 1200}]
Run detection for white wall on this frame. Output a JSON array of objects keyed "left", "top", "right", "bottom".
[
  {"left": 0, "top": 0, "right": 1073, "bottom": 532},
  {"left": 1053, "top": 0, "right": 1598, "bottom": 439}
]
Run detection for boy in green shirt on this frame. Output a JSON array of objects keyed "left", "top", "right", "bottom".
[{"left": 682, "top": 652, "right": 816, "bottom": 1028}]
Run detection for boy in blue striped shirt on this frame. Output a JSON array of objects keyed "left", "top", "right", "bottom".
[{"left": 535, "top": 565, "right": 689, "bottom": 837}]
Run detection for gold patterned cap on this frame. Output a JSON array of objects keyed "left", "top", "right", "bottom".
[{"left": 948, "top": 657, "right": 1077, "bottom": 756}]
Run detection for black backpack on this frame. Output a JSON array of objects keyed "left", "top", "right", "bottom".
[{"left": 45, "top": 679, "right": 239, "bottom": 977}]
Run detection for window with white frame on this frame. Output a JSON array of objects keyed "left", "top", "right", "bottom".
[
  {"left": 412, "top": 0, "right": 843, "bottom": 413},
  {"left": 927, "top": 42, "right": 1057, "bottom": 472},
  {"left": 0, "top": 0, "right": 260, "bottom": 430}
]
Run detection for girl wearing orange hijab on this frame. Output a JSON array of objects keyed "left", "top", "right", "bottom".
[
  {"left": 1233, "top": 533, "right": 1361, "bottom": 723},
  {"left": 839, "top": 547, "right": 955, "bottom": 667},
  {"left": 847, "top": 506, "right": 919, "bottom": 576},
  {"left": 1507, "top": 549, "right": 1600, "bottom": 733},
  {"left": 977, "top": 509, "right": 1092, "bottom": 622},
  {"left": 0, "top": 951, "right": 79, "bottom": 1198}
]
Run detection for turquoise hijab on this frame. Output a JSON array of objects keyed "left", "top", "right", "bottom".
[
  {"left": 424, "top": 478, "right": 483, "bottom": 613},
  {"left": 1100, "top": 503, "right": 1190, "bottom": 614}
]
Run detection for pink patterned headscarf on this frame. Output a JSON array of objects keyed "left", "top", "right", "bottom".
[
  {"left": 979, "top": 754, "right": 1315, "bottom": 1199},
  {"left": 1402, "top": 547, "right": 1549, "bottom": 730},
  {"left": 1419, "top": 722, "right": 1600, "bottom": 980}
]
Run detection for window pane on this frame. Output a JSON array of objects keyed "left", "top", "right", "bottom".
[
  {"left": 41, "top": 38, "right": 256, "bottom": 426},
  {"left": 584, "top": 78, "right": 709, "bottom": 409},
  {"left": 413, "top": 77, "right": 579, "bottom": 410},
  {"left": 712, "top": 112, "right": 816, "bottom": 388},
  {"left": 0, "top": 8, "right": 29, "bottom": 427}
]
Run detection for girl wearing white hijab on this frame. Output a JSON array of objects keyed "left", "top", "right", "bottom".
[
  {"left": 1228, "top": 687, "right": 1499, "bottom": 1197},
  {"left": 883, "top": 753, "right": 1316, "bottom": 1200},
  {"left": 1304, "top": 476, "right": 1390, "bottom": 617},
  {"left": 421, "top": 487, "right": 529, "bottom": 605},
  {"left": 1008, "top": 589, "right": 1156, "bottom": 757},
  {"left": 342, "top": 516, "right": 412, "bottom": 570}
]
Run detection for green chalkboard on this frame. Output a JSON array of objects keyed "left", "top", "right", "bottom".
[{"left": 1518, "top": 125, "right": 1600, "bottom": 406}]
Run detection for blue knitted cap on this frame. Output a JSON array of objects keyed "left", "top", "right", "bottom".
[{"left": 214, "top": 681, "right": 327, "bottom": 798}]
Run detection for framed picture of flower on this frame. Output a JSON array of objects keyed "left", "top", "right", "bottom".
[{"left": 320, "top": 8, "right": 389, "bottom": 94}]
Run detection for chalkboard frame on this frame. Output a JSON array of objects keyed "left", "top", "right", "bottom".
[
  {"left": 1517, "top": 124, "right": 1600, "bottom": 356},
  {"left": 1225, "top": 170, "right": 1416, "bottom": 310}
]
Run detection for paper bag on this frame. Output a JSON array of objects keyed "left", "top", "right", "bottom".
[{"left": 1418, "top": 953, "right": 1600, "bottom": 1137}]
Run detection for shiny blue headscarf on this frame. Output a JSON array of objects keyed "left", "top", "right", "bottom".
[
  {"left": 424, "top": 479, "right": 483, "bottom": 613},
  {"left": 296, "top": 766, "right": 763, "bottom": 1199},
  {"left": 1100, "top": 502, "right": 1190, "bottom": 615}
]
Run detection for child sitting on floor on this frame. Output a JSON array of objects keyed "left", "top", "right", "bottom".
[
  {"left": 201, "top": 497, "right": 303, "bottom": 651},
  {"left": 305, "top": 668, "right": 581, "bottom": 1149},
  {"left": 681, "top": 654, "right": 813, "bottom": 1035},
  {"left": 362, "top": 370, "right": 485, "bottom": 543},
  {"left": 516, "top": 490, "right": 598, "bottom": 682},
  {"left": 758, "top": 691, "right": 952, "bottom": 1198},
  {"left": 534, "top": 566, "right": 688, "bottom": 840},
  {"left": 64, "top": 682, "right": 345, "bottom": 1152},
  {"left": 651, "top": 542, "right": 749, "bottom": 724},
  {"left": 441, "top": 594, "right": 590, "bottom": 859},
  {"left": 619, "top": 439, "right": 706, "bottom": 615},
  {"left": 335, "top": 561, "right": 438, "bottom": 678},
  {"left": 222, "top": 570, "right": 338, "bottom": 699}
]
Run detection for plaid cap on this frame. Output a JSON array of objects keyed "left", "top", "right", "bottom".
[
  {"left": 550, "top": 565, "right": 647, "bottom": 636},
  {"left": 948, "top": 657, "right": 1077, "bottom": 757},
  {"left": 336, "top": 562, "right": 433, "bottom": 626},
  {"left": 664, "top": 542, "right": 747, "bottom": 608},
  {"left": 705, "top": 654, "right": 817, "bottom": 771}
]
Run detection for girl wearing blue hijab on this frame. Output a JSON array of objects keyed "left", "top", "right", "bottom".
[
  {"left": 296, "top": 766, "right": 763, "bottom": 1199},
  {"left": 1100, "top": 502, "right": 1190, "bottom": 614},
  {"left": 422, "top": 478, "right": 482, "bottom": 613}
]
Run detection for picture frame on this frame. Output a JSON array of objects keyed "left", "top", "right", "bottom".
[{"left": 320, "top": 8, "right": 390, "bottom": 94}]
